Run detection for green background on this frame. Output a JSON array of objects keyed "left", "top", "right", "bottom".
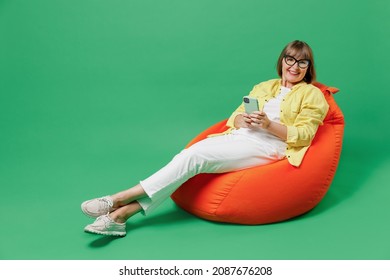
[{"left": 1, "top": 0, "right": 389, "bottom": 259}]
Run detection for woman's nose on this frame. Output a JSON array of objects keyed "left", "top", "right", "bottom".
[{"left": 290, "top": 63, "right": 300, "bottom": 70}]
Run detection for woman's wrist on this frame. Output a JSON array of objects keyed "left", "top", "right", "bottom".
[
  {"left": 234, "top": 114, "right": 244, "bottom": 128},
  {"left": 263, "top": 119, "right": 271, "bottom": 129}
]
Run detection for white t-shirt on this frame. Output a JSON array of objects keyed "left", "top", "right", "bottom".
[{"left": 263, "top": 86, "right": 291, "bottom": 123}]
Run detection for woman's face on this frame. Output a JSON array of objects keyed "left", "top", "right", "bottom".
[{"left": 281, "top": 54, "right": 309, "bottom": 88}]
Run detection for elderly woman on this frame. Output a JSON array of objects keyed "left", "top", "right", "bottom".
[{"left": 81, "top": 40, "right": 329, "bottom": 236}]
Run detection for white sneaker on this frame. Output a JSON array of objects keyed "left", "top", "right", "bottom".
[
  {"left": 81, "top": 196, "right": 115, "bottom": 218},
  {"left": 84, "top": 214, "right": 126, "bottom": 237}
]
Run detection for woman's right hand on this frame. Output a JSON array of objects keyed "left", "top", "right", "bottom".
[{"left": 234, "top": 113, "right": 252, "bottom": 128}]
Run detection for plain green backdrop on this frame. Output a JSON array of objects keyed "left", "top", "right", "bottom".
[{"left": 1, "top": 0, "right": 389, "bottom": 259}]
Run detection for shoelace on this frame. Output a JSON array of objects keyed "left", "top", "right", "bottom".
[
  {"left": 97, "top": 197, "right": 113, "bottom": 214},
  {"left": 96, "top": 214, "right": 111, "bottom": 227}
]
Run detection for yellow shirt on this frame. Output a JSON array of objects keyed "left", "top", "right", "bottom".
[{"left": 213, "top": 79, "right": 329, "bottom": 167}]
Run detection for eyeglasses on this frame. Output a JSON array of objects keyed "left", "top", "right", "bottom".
[{"left": 284, "top": 55, "right": 310, "bottom": 69}]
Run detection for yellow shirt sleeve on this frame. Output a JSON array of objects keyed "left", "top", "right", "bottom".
[{"left": 285, "top": 87, "right": 329, "bottom": 147}]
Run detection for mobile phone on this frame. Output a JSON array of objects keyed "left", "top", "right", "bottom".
[{"left": 243, "top": 96, "right": 259, "bottom": 114}]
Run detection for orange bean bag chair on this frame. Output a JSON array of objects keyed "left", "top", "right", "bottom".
[{"left": 171, "top": 82, "right": 344, "bottom": 224}]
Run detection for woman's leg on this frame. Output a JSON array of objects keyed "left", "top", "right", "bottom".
[
  {"left": 109, "top": 201, "right": 143, "bottom": 223},
  {"left": 110, "top": 184, "right": 147, "bottom": 208},
  {"left": 84, "top": 133, "right": 282, "bottom": 226},
  {"left": 82, "top": 190, "right": 144, "bottom": 236},
  {"left": 81, "top": 184, "right": 147, "bottom": 218},
  {"left": 137, "top": 133, "right": 282, "bottom": 215}
]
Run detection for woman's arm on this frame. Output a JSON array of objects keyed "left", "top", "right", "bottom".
[
  {"left": 264, "top": 120, "right": 287, "bottom": 141},
  {"left": 284, "top": 89, "right": 329, "bottom": 147}
]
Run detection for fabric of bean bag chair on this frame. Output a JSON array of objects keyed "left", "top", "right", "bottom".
[{"left": 171, "top": 82, "right": 344, "bottom": 224}]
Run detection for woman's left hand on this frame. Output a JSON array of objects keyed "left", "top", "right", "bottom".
[{"left": 248, "top": 111, "right": 271, "bottom": 129}]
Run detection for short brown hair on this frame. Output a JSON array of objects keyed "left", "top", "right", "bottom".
[{"left": 276, "top": 40, "right": 316, "bottom": 84}]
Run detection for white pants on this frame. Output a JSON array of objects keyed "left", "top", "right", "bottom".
[{"left": 137, "top": 130, "right": 286, "bottom": 215}]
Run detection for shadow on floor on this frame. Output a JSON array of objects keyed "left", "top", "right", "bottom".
[{"left": 298, "top": 140, "right": 388, "bottom": 220}]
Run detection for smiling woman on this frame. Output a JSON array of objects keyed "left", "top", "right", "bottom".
[
  {"left": 277, "top": 40, "right": 316, "bottom": 87},
  {"left": 80, "top": 40, "right": 331, "bottom": 237}
]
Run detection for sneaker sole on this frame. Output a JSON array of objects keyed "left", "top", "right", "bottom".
[{"left": 84, "top": 227, "right": 126, "bottom": 237}]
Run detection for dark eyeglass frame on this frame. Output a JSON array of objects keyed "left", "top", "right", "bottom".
[{"left": 284, "top": 55, "right": 310, "bottom": 69}]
